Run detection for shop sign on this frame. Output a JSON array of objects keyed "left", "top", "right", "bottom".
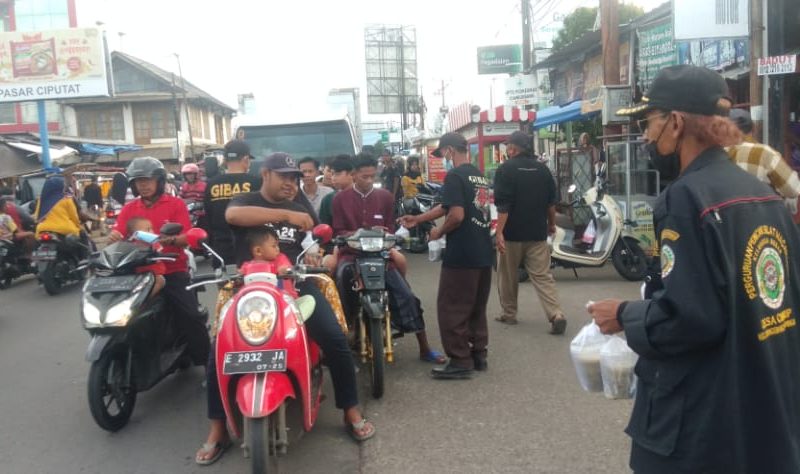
[
  {"left": 426, "top": 154, "right": 447, "bottom": 184},
  {"left": 483, "top": 123, "right": 520, "bottom": 137},
  {"left": 0, "top": 28, "right": 109, "bottom": 102},
  {"left": 757, "top": 55, "right": 797, "bottom": 76},
  {"left": 673, "top": 0, "right": 749, "bottom": 41},
  {"left": 504, "top": 74, "right": 537, "bottom": 106},
  {"left": 637, "top": 22, "right": 677, "bottom": 92},
  {"left": 477, "top": 45, "right": 522, "bottom": 75}
]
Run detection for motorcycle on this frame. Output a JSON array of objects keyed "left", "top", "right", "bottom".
[
  {"left": 184, "top": 200, "right": 208, "bottom": 259},
  {"left": 334, "top": 228, "right": 397, "bottom": 399},
  {"left": 82, "top": 223, "right": 203, "bottom": 432},
  {"left": 104, "top": 201, "right": 121, "bottom": 234},
  {"left": 0, "top": 238, "right": 36, "bottom": 288},
  {"left": 550, "top": 163, "right": 647, "bottom": 281},
  {"left": 34, "top": 231, "right": 92, "bottom": 295},
  {"left": 186, "top": 225, "right": 333, "bottom": 473},
  {"left": 397, "top": 182, "right": 442, "bottom": 254}
]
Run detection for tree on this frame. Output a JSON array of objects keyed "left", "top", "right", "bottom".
[{"left": 551, "top": 4, "right": 645, "bottom": 53}]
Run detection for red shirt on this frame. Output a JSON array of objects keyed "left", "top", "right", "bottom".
[
  {"left": 180, "top": 181, "right": 206, "bottom": 202},
  {"left": 332, "top": 186, "right": 396, "bottom": 237},
  {"left": 113, "top": 194, "right": 191, "bottom": 275}
]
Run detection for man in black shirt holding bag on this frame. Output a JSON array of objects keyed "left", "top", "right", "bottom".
[{"left": 400, "top": 132, "right": 493, "bottom": 379}]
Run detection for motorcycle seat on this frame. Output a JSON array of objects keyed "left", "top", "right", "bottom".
[{"left": 555, "top": 213, "right": 574, "bottom": 231}]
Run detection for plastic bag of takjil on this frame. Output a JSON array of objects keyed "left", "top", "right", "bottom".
[{"left": 599, "top": 334, "right": 638, "bottom": 399}]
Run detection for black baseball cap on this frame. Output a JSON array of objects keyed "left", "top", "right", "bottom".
[
  {"left": 617, "top": 65, "right": 731, "bottom": 117},
  {"left": 432, "top": 132, "right": 468, "bottom": 157},
  {"left": 224, "top": 139, "right": 250, "bottom": 161},
  {"left": 505, "top": 130, "right": 532, "bottom": 150},
  {"left": 262, "top": 152, "right": 302, "bottom": 175}
]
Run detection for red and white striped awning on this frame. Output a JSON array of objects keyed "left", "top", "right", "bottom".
[{"left": 473, "top": 105, "right": 536, "bottom": 124}]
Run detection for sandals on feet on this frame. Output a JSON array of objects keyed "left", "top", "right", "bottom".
[
  {"left": 346, "top": 418, "right": 376, "bottom": 442},
  {"left": 420, "top": 350, "right": 446, "bottom": 364},
  {"left": 549, "top": 315, "right": 567, "bottom": 335},
  {"left": 195, "top": 440, "right": 232, "bottom": 466}
]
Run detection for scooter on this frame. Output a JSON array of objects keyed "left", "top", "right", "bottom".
[
  {"left": 34, "top": 231, "right": 92, "bottom": 295},
  {"left": 186, "top": 225, "right": 333, "bottom": 473},
  {"left": 0, "top": 238, "right": 36, "bottom": 288},
  {"left": 549, "top": 163, "right": 647, "bottom": 281},
  {"left": 81, "top": 223, "right": 204, "bottom": 432},
  {"left": 334, "top": 228, "right": 398, "bottom": 399},
  {"left": 397, "top": 183, "right": 440, "bottom": 253}
]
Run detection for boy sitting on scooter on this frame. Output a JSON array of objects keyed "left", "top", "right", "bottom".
[{"left": 241, "top": 225, "right": 293, "bottom": 290}]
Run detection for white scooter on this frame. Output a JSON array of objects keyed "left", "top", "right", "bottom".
[{"left": 550, "top": 163, "right": 648, "bottom": 281}]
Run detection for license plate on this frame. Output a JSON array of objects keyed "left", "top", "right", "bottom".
[
  {"left": 86, "top": 275, "right": 140, "bottom": 293},
  {"left": 32, "top": 248, "right": 57, "bottom": 260},
  {"left": 222, "top": 349, "right": 287, "bottom": 375}
]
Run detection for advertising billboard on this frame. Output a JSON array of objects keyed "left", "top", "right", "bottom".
[
  {"left": 673, "top": 0, "right": 749, "bottom": 41},
  {"left": 477, "top": 45, "right": 522, "bottom": 75},
  {"left": 0, "top": 28, "right": 108, "bottom": 103}
]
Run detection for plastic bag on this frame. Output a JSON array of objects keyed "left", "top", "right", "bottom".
[
  {"left": 600, "top": 335, "right": 638, "bottom": 399},
  {"left": 395, "top": 226, "right": 410, "bottom": 239},
  {"left": 428, "top": 238, "right": 444, "bottom": 262},
  {"left": 570, "top": 321, "right": 610, "bottom": 392},
  {"left": 581, "top": 220, "right": 596, "bottom": 245}
]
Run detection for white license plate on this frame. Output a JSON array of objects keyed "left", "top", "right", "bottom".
[
  {"left": 33, "top": 249, "right": 57, "bottom": 260},
  {"left": 222, "top": 349, "right": 287, "bottom": 375}
]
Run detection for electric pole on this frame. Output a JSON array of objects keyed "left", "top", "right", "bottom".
[
  {"left": 600, "top": 0, "right": 621, "bottom": 137},
  {"left": 749, "top": 0, "right": 764, "bottom": 141},
  {"left": 522, "top": 0, "right": 532, "bottom": 72},
  {"left": 175, "top": 53, "right": 195, "bottom": 162}
]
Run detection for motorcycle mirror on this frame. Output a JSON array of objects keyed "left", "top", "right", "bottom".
[
  {"left": 311, "top": 224, "right": 333, "bottom": 244},
  {"left": 186, "top": 227, "right": 208, "bottom": 249},
  {"left": 567, "top": 184, "right": 578, "bottom": 194},
  {"left": 597, "top": 162, "right": 607, "bottom": 176},
  {"left": 160, "top": 222, "right": 183, "bottom": 236}
]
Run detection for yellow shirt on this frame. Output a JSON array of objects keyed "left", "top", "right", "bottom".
[
  {"left": 0, "top": 213, "right": 17, "bottom": 240},
  {"left": 401, "top": 175, "right": 424, "bottom": 199},
  {"left": 35, "top": 197, "right": 82, "bottom": 237}
]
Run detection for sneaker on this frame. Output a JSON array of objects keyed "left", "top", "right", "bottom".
[{"left": 431, "top": 363, "right": 473, "bottom": 380}]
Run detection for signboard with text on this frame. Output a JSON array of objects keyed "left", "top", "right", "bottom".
[
  {"left": 477, "top": 45, "right": 522, "bottom": 75},
  {"left": 757, "top": 55, "right": 797, "bottom": 76},
  {"left": 504, "top": 74, "right": 536, "bottom": 106},
  {"left": 637, "top": 22, "right": 677, "bottom": 92},
  {"left": 673, "top": 0, "right": 749, "bottom": 40},
  {"left": 0, "top": 28, "right": 108, "bottom": 102}
]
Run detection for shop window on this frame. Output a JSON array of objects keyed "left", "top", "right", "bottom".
[
  {"left": 77, "top": 105, "right": 124, "bottom": 140},
  {"left": 14, "top": 0, "right": 69, "bottom": 31},
  {"left": 20, "top": 101, "right": 59, "bottom": 123},
  {"left": 0, "top": 103, "right": 15, "bottom": 124},
  {"left": 190, "top": 106, "right": 206, "bottom": 139},
  {"left": 133, "top": 104, "right": 176, "bottom": 143}
]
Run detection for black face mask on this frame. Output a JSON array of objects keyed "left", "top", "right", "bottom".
[{"left": 644, "top": 116, "right": 681, "bottom": 182}]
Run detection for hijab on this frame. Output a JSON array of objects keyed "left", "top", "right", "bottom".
[{"left": 37, "top": 176, "right": 67, "bottom": 221}]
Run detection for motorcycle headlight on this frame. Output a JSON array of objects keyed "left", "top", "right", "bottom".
[
  {"left": 105, "top": 294, "right": 137, "bottom": 327},
  {"left": 237, "top": 291, "right": 277, "bottom": 346},
  {"left": 357, "top": 237, "right": 384, "bottom": 252},
  {"left": 82, "top": 297, "right": 101, "bottom": 327}
]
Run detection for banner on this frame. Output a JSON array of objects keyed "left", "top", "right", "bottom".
[
  {"left": 757, "top": 55, "right": 798, "bottom": 76},
  {"left": 477, "top": 45, "right": 522, "bottom": 75},
  {"left": 0, "top": 28, "right": 108, "bottom": 102},
  {"left": 637, "top": 22, "right": 677, "bottom": 92}
]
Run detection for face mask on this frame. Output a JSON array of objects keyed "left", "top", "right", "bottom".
[{"left": 644, "top": 116, "right": 681, "bottom": 182}]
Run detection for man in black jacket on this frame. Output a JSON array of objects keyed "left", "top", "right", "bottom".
[{"left": 590, "top": 65, "right": 800, "bottom": 474}]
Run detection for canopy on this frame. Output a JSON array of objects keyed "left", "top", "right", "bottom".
[
  {"left": 77, "top": 143, "right": 143, "bottom": 155},
  {"left": 533, "top": 101, "right": 598, "bottom": 130}
]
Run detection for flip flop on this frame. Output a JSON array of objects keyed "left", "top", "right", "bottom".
[
  {"left": 420, "top": 350, "right": 447, "bottom": 364},
  {"left": 346, "top": 418, "right": 376, "bottom": 442},
  {"left": 195, "top": 440, "right": 232, "bottom": 466}
]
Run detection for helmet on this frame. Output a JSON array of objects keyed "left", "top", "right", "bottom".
[
  {"left": 126, "top": 157, "right": 166, "bottom": 197},
  {"left": 181, "top": 163, "right": 200, "bottom": 175}
]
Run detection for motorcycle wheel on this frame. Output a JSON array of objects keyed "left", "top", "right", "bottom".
[
  {"left": 41, "top": 261, "right": 63, "bottom": 295},
  {"left": 611, "top": 238, "right": 648, "bottom": 281},
  {"left": 249, "top": 416, "right": 278, "bottom": 474},
  {"left": 87, "top": 347, "right": 137, "bottom": 432},
  {"left": 368, "top": 317, "right": 385, "bottom": 399}
]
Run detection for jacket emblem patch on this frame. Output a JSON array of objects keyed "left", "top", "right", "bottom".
[
  {"left": 661, "top": 229, "right": 680, "bottom": 242},
  {"left": 743, "top": 225, "right": 788, "bottom": 310},
  {"left": 661, "top": 244, "right": 675, "bottom": 278}
]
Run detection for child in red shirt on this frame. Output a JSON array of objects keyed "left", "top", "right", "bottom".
[{"left": 240, "top": 226, "right": 293, "bottom": 292}]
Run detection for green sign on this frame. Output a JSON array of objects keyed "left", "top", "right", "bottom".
[
  {"left": 477, "top": 44, "right": 522, "bottom": 75},
  {"left": 380, "top": 131, "right": 389, "bottom": 143},
  {"left": 637, "top": 22, "right": 677, "bottom": 92}
]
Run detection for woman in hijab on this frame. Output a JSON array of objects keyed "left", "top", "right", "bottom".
[
  {"left": 34, "top": 175, "right": 82, "bottom": 238},
  {"left": 400, "top": 156, "right": 424, "bottom": 199}
]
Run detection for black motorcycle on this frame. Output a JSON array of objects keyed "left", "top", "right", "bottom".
[
  {"left": 397, "top": 182, "right": 442, "bottom": 253},
  {"left": 335, "top": 228, "right": 397, "bottom": 399},
  {"left": 34, "top": 231, "right": 92, "bottom": 295},
  {"left": 82, "top": 223, "right": 202, "bottom": 432},
  {"left": 0, "top": 239, "right": 36, "bottom": 288}
]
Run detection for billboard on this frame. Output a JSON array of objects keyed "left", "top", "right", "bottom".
[
  {"left": 477, "top": 45, "right": 522, "bottom": 75},
  {"left": 364, "top": 25, "right": 418, "bottom": 115},
  {"left": 0, "top": 28, "right": 108, "bottom": 103},
  {"left": 673, "top": 0, "right": 749, "bottom": 41},
  {"left": 637, "top": 22, "right": 677, "bottom": 92}
]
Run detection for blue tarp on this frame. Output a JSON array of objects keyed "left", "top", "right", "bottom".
[
  {"left": 78, "top": 143, "right": 142, "bottom": 155},
  {"left": 533, "top": 101, "right": 598, "bottom": 130}
]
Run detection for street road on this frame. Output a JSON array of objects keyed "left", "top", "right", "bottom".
[{"left": 0, "top": 253, "right": 640, "bottom": 473}]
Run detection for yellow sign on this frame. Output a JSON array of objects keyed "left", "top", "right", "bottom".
[{"left": 0, "top": 28, "right": 108, "bottom": 102}]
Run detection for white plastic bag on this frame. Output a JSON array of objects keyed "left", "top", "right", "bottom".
[
  {"left": 395, "top": 226, "right": 410, "bottom": 239},
  {"left": 581, "top": 220, "right": 596, "bottom": 245},
  {"left": 600, "top": 335, "right": 638, "bottom": 399},
  {"left": 428, "top": 238, "right": 444, "bottom": 262},
  {"left": 570, "top": 321, "right": 610, "bottom": 392}
]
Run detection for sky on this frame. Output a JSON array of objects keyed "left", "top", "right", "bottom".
[{"left": 76, "top": 0, "right": 665, "bottom": 126}]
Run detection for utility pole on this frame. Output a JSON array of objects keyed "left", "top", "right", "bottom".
[
  {"left": 174, "top": 53, "right": 195, "bottom": 162},
  {"left": 522, "top": 0, "right": 532, "bottom": 72},
  {"left": 749, "top": 0, "right": 765, "bottom": 142},
  {"left": 399, "top": 26, "right": 407, "bottom": 148},
  {"left": 601, "top": 0, "right": 621, "bottom": 137}
]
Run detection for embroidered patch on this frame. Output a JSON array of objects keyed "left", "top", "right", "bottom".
[
  {"left": 660, "top": 244, "right": 675, "bottom": 278},
  {"left": 661, "top": 229, "right": 680, "bottom": 242},
  {"left": 756, "top": 247, "right": 785, "bottom": 310},
  {"left": 743, "top": 225, "right": 789, "bottom": 310}
]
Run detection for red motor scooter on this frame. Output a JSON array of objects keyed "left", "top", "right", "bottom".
[{"left": 186, "top": 225, "right": 333, "bottom": 473}]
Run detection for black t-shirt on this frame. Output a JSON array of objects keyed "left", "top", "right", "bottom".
[
  {"left": 227, "top": 192, "right": 308, "bottom": 266},
  {"left": 493, "top": 155, "right": 556, "bottom": 242},
  {"left": 381, "top": 165, "right": 401, "bottom": 199},
  {"left": 203, "top": 173, "right": 261, "bottom": 254},
  {"left": 440, "top": 164, "right": 493, "bottom": 268}
]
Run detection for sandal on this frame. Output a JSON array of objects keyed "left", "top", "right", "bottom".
[
  {"left": 420, "top": 350, "right": 446, "bottom": 364},
  {"left": 195, "top": 440, "right": 232, "bottom": 466},
  {"left": 549, "top": 315, "right": 567, "bottom": 335},
  {"left": 346, "top": 418, "right": 376, "bottom": 442}
]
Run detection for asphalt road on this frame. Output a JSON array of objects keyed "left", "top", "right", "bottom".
[{"left": 0, "top": 253, "right": 641, "bottom": 474}]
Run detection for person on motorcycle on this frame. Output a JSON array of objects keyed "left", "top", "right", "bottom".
[
  {"left": 0, "top": 198, "right": 33, "bottom": 241},
  {"left": 179, "top": 163, "right": 207, "bottom": 202},
  {"left": 0, "top": 193, "right": 36, "bottom": 257},
  {"left": 196, "top": 152, "right": 374, "bottom": 465},
  {"left": 332, "top": 154, "right": 444, "bottom": 364},
  {"left": 108, "top": 157, "right": 209, "bottom": 366},
  {"left": 401, "top": 156, "right": 424, "bottom": 199},
  {"left": 34, "top": 175, "right": 83, "bottom": 239}
]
